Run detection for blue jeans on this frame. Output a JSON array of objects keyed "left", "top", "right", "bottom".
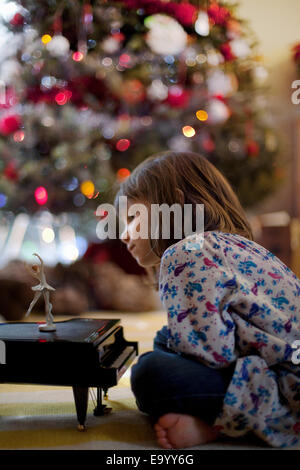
[{"left": 130, "top": 326, "right": 234, "bottom": 425}]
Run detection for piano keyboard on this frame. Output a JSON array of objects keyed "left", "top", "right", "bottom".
[{"left": 109, "top": 346, "right": 136, "bottom": 369}]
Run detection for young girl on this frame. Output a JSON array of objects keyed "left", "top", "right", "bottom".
[{"left": 114, "top": 150, "right": 300, "bottom": 450}]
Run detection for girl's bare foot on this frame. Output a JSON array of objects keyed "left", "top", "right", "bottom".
[{"left": 153, "top": 413, "right": 220, "bottom": 449}]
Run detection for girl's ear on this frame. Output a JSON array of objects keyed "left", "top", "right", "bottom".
[{"left": 176, "top": 188, "right": 184, "bottom": 206}]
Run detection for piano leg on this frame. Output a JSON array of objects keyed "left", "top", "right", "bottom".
[
  {"left": 72, "top": 386, "right": 89, "bottom": 431},
  {"left": 93, "top": 387, "right": 112, "bottom": 416}
]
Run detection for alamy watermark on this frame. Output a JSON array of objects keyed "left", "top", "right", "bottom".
[
  {"left": 291, "top": 80, "right": 300, "bottom": 104},
  {"left": 291, "top": 340, "right": 300, "bottom": 365},
  {"left": 95, "top": 196, "right": 204, "bottom": 240},
  {"left": 0, "top": 80, "right": 6, "bottom": 105}
]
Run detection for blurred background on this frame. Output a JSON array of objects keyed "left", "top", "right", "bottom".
[{"left": 0, "top": 0, "right": 299, "bottom": 320}]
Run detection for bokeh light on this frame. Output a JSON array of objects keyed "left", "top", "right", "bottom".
[
  {"left": 80, "top": 180, "right": 95, "bottom": 198},
  {"left": 72, "top": 51, "right": 84, "bottom": 61},
  {"left": 116, "top": 139, "right": 130, "bottom": 151},
  {"left": 42, "top": 227, "right": 55, "bottom": 243},
  {"left": 0, "top": 194, "right": 7, "bottom": 208},
  {"left": 196, "top": 110, "right": 208, "bottom": 121},
  {"left": 13, "top": 130, "right": 25, "bottom": 142},
  {"left": 41, "top": 34, "right": 52, "bottom": 44},
  {"left": 182, "top": 126, "right": 196, "bottom": 138},
  {"left": 34, "top": 186, "right": 48, "bottom": 205},
  {"left": 55, "top": 90, "right": 72, "bottom": 106},
  {"left": 117, "top": 168, "right": 131, "bottom": 181},
  {"left": 60, "top": 243, "right": 79, "bottom": 262}
]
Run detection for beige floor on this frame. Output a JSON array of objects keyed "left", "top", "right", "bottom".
[{"left": 0, "top": 311, "right": 299, "bottom": 450}]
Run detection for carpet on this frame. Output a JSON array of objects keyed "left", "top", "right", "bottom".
[{"left": 0, "top": 311, "right": 298, "bottom": 450}]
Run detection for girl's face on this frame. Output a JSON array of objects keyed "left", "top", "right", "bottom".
[{"left": 120, "top": 199, "right": 161, "bottom": 268}]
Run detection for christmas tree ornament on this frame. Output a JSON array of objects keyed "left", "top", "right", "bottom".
[
  {"left": 46, "top": 35, "right": 70, "bottom": 57},
  {"left": 230, "top": 38, "right": 250, "bottom": 59},
  {"left": 10, "top": 12, "right": 25, "bottom": 27},
  {"left": 226, "top": 19, "right": 242, "bottom": 39},
  {"left": 145, "top": 14, "right": 188, "bottom": 56},
  {"left": 220, "top": 42, "right": 236, "bottom": 61},
  {"left": 0, "top": 114, "right": 22, "bottom": 135},
  {"left": 147, "top": 79, "right": 169, "bottom": 101},
  {"left": 246, "top": 140, "right": 260, "bottom": 157},
  {"left": 195, "top": 11, "right": 210, "bottom": 36},
  {"left": 207, "top": 98, "right": 230, "bottom": 124},
  {"left": 207, "top": 70, "right": 235, "bottom": 97},
  {"left": 101, "top": 35, "right": 122, "bottom": 54},
  {"left": 166, "top": 85, "right": 190, "bottom": 108},
  {"left": 4, "top": 162, "right": 19, "bottom": 181},
  {"left": 207, "top": 2, "right": 231, "bottom": 26}
]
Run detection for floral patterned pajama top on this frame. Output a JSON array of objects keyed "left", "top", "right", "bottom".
[{"left": 159, "top": 230, "right": 300, "bottom": 448}]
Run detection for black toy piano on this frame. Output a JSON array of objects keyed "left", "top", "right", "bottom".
[{"left": 0, "top": 318, "right": 138, "bottom": 430}]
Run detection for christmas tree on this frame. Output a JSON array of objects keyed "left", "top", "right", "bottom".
[{"left": 0, "top": 0, "right": 283, "bottom": 225}]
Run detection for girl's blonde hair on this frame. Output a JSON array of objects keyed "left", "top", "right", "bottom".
[{"left": 114, "top": 150, "right": 253, "bottom": 287}]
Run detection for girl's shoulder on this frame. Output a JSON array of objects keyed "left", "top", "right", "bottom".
[
  {"left": 160, "top": 230, "right": 234, "bottom": 261},
  {"left": 160, "top": 229, "right": 300, "bottom": 283}
]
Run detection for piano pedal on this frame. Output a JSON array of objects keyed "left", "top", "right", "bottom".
[
  {"left": 103, "top": 390, "right": 108, "bottom": 400},
  {"left": 93, "top": 404, "right": 112, "bottom": 416}
]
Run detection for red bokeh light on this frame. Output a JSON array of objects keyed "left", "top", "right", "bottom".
[
  {"left": 35, "top": 186, "right": 48, "bottom": 205},
  {"left": 116, "top": 139, "right": 130, "bottom": 152}
]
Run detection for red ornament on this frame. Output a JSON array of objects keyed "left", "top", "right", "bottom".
[
  {"left": 120, "top": 0, "right": 196, "bottom": 27},
  {"left": 0, "top": 114, "right": 21, "bottom": 135},
  {"left": 173, "top": 3, "right": 198, "bottom": 26},
  {"left": 208, "top": 2, "right": 231, "bottom": 26},
  {"left": 166, "top": 87, "right": 190, "bottom": 108},
  {"left": 111, "top": 32, "right": 125, "bottom": 42},
  {"left": 220, "top": 42, "right": 236, "bottom": 62},
  {"left": 4, "top": 162, "right": 19, "bottom": 181},
  {"left": 121, "top": 79, "right": 145, "bottom": 104},
  {"left": 246, "top": 140, "right": 260, "bottom": 157},
  {"left": 10, "top": 13, "right": 24, "bottom": 27}
]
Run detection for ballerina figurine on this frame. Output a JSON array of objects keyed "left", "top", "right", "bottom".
[{"left": 25, "top": 253, "right": 56, "bottom": 332}]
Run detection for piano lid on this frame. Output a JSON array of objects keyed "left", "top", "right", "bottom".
[{"left": 0, "top": 318, "right": 120, "bottom": 344}]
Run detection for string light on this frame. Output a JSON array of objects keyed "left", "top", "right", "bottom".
[
  {"left": 42, "top": 227, "right": 55, "bottom": 243},
  {"left": 119, "top": 53, "right": 131, "bottom": 67},
  {"left": 13, "top": 130, "right": 25, "bottom": 142},
  {"left": 72, "top": 51, "right": 84, "bottom": 61},
  {"left": 41, "top": 34, "right": 52, "bottom": 44},
  {"left": 55, "top": 90, "right": 72, "bottom": 105},
  {"left": 116, "top": 139, "right": 130, "bottom": 151},
  {"left": 35, "top": 186, "right": 48, "bottom": 205},
  {"left": 80, "top": 180, "right": 95, "bottom": 198},
  {"left": 182, "top": 126, "right": 196, "bottom": 138},
  {"left": 196, "top": 110, "right": 208, "bottom": 121},
  {"left": 117, "top": 168, "right": 131, "bottom": 181}
]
